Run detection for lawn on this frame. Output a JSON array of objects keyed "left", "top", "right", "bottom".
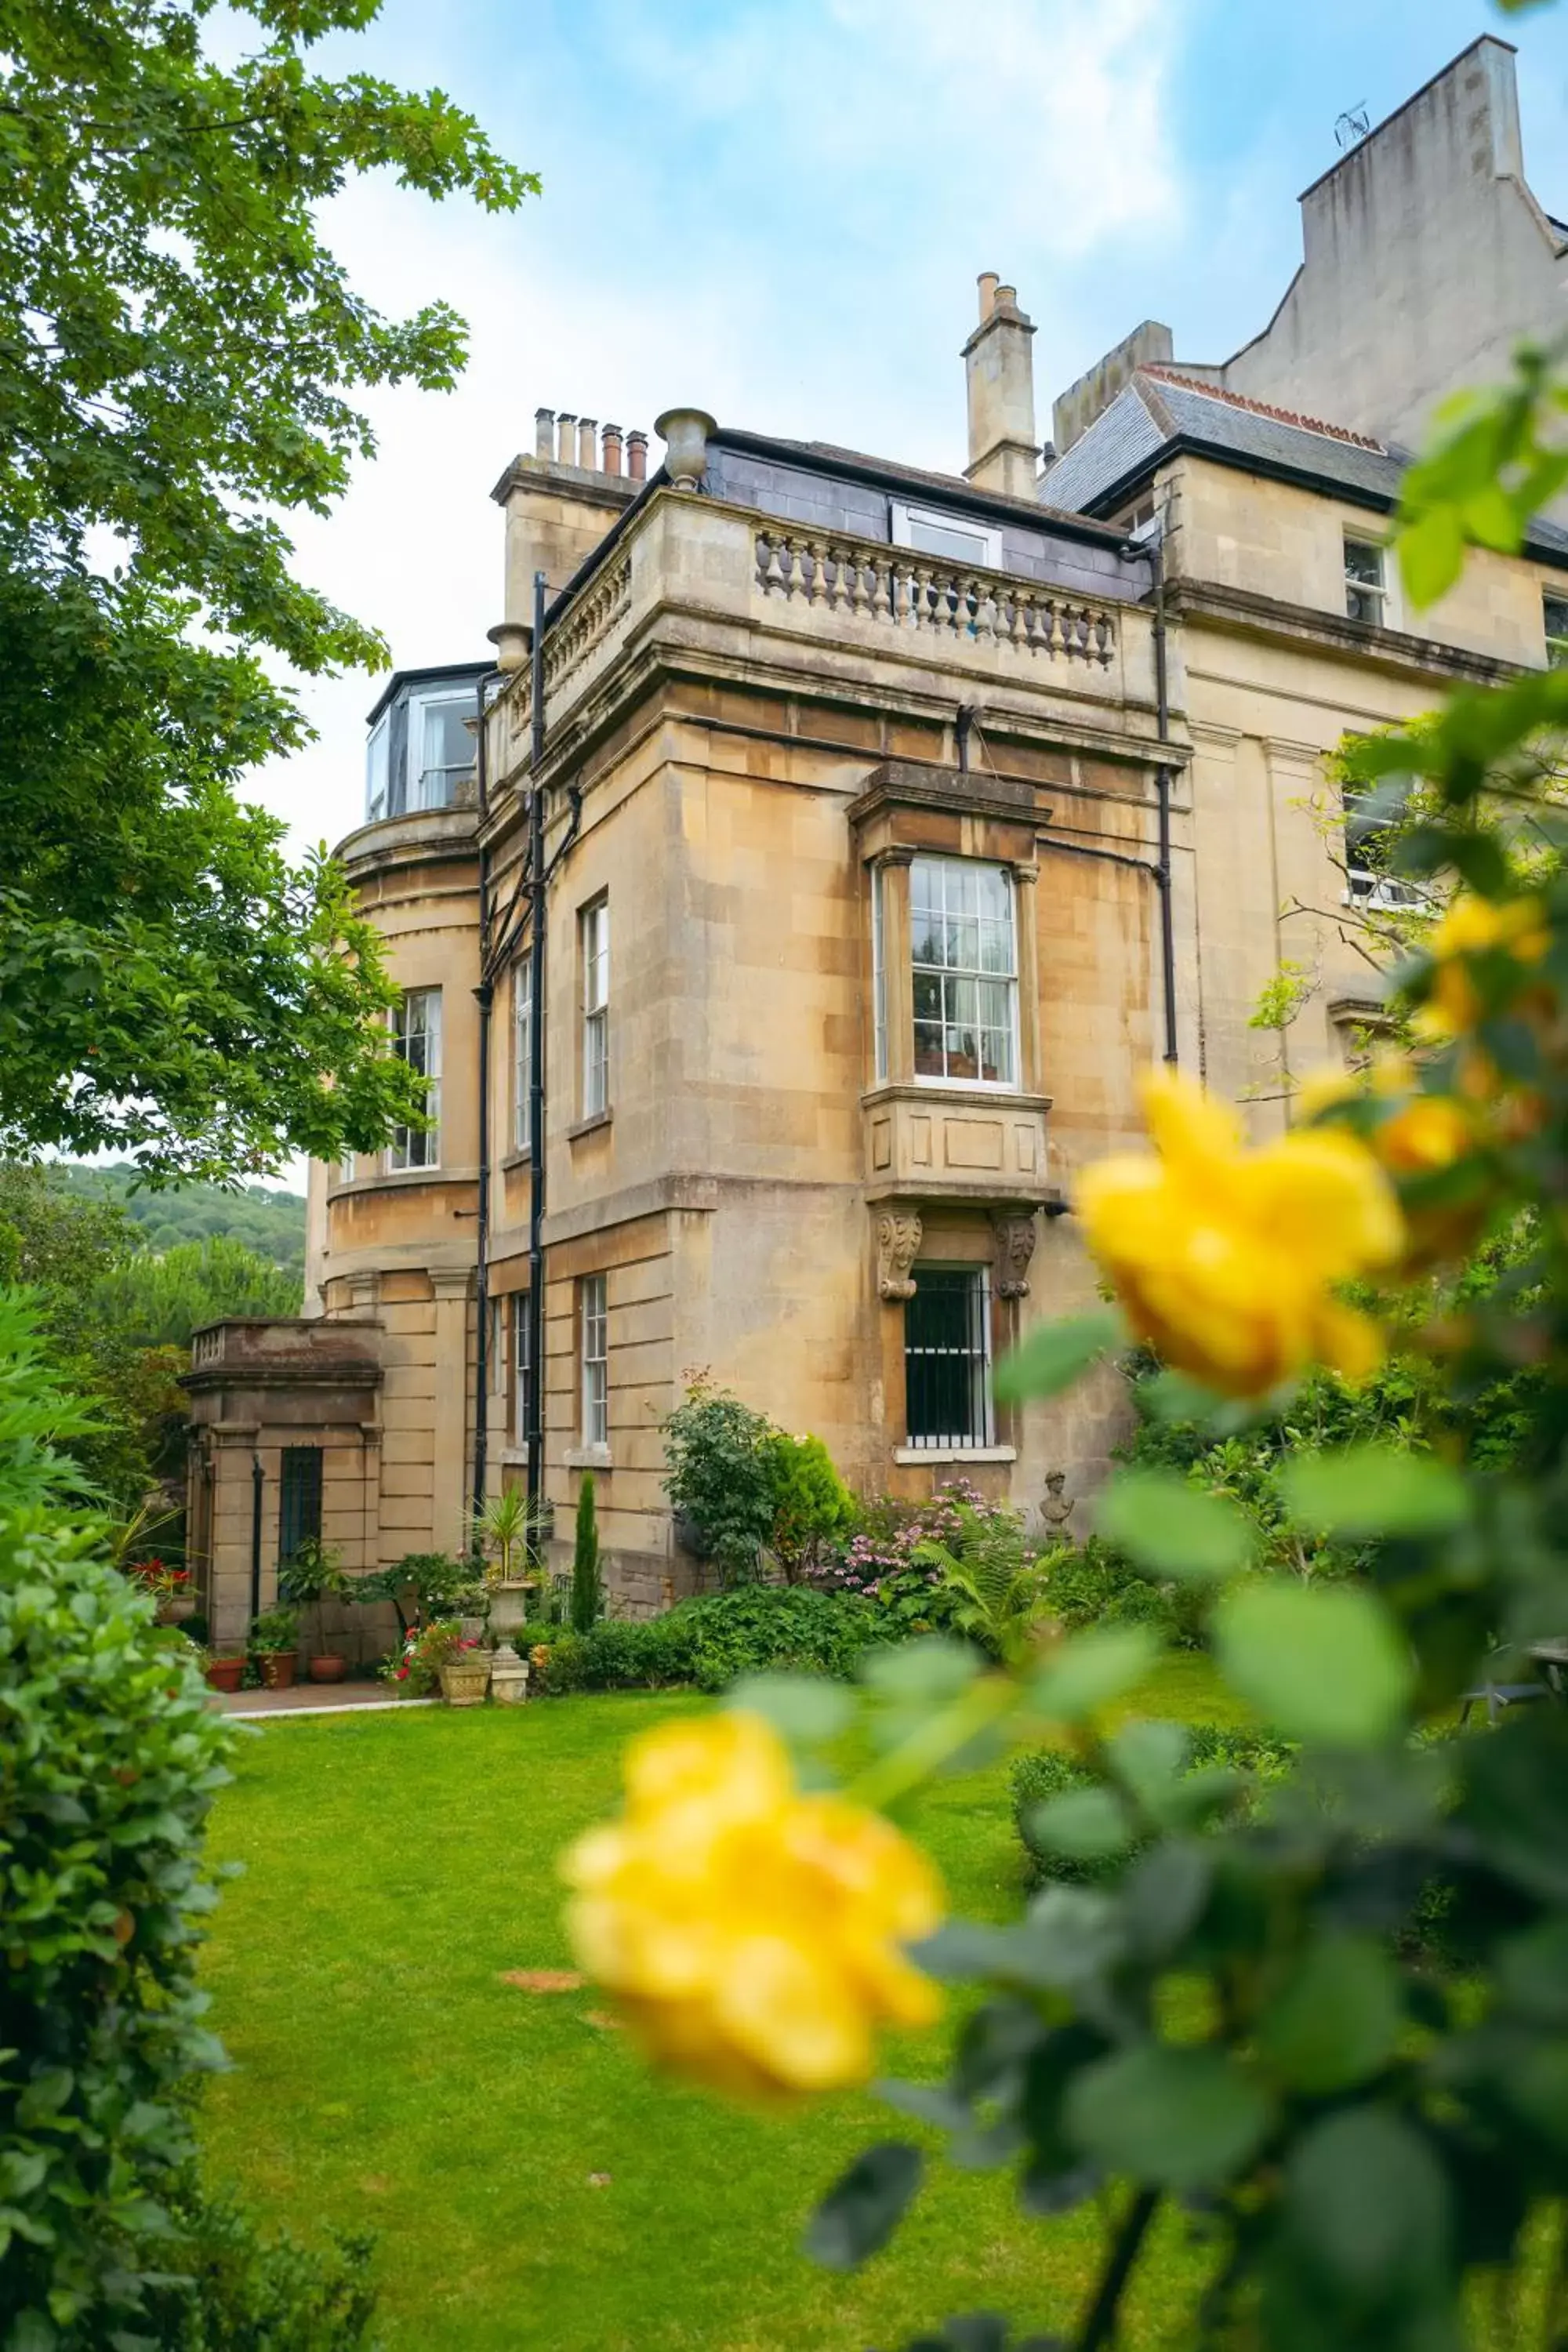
[{"left": 199, "top": 1665, "right": 1237, "bottom": 2350}]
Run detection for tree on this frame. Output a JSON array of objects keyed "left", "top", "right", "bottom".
[
  {"left": 92, "top": 1234, "right": 303, "bottom": 1349},
  {"left": 0, "top": 0, "right": 535, "bottom": 1180},
  {"left": 571, "top": 1473, "right": 603, "bottom": 1634}
]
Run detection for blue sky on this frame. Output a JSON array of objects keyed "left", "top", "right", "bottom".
[{"left": 249, "top": 0, "right": 1568, "bottom": 858}]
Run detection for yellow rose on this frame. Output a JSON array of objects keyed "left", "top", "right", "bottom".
[
  {"left": 561, "top": 1711, "right": 943, "bottom": 2097},
  {"left": 1421, "top": 892, "right": 1550, "bottom": 1039},
  {"left": 1077, "top": 1071, "right": 1404, "bottom": 1398}
]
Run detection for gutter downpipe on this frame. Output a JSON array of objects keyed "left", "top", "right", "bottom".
[
  {"left": 471, "top": 664, "right": 504, "bottom": 1528},
  {"left": 249, "top": 1452, "right": 264, "bottom": 1625},
  {"left": 1148, "top": 524, "right": 1180, "bottom": 1066},
  {"left": 524, "top": 571, "right": 548, "bottom": 1523}
]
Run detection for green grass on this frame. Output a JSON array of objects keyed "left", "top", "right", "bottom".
[{"left": 200, "top": 1667, "right": 1229, "bottom": 2350}]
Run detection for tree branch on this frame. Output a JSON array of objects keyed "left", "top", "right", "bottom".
[{"left": 1075, "top": 2187, "right": 1160, "bottom": 2352}]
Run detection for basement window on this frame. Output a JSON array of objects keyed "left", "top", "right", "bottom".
[
  {"left": 904, "top": 1269, "right": 993, "bottom": 1450},
  {"left": 1344, "top": 537, "right": 1387, "bottom": 627}
]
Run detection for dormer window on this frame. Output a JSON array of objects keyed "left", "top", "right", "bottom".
[
  {"left": 891, "top": 502, "right": 1003, "bottom": 571},
  {"left": 411, "top": 691, "right": 475, "bottom": 811},
  {"left": 364, "top": 669, "right": 484, "bottom": 822}
]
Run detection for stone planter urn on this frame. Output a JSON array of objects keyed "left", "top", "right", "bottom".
[
  {"left": 485, "top": 1580, "right": 536, "bottom": 1638},
  {"left": 489, "top": 1642, "right": 530, "bottom": 1705},
  {"left": 440, "top": 1653, "right": 491, "bottom": 1707}
]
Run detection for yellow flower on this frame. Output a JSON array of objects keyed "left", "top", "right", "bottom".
[
  {"left": 1077, "top": 1071, "right": 1404, "bottom": 1397},
  {"left": 1421, "top": 892, "right": 1550, "bottom": 1039},
  {"left": 561, "top": 1711, "right": 943, "bottom": 2097}
]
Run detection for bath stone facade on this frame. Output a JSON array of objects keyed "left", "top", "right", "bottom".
[{"left": 183, "top": 50, "right": 1568, "bottom": 1641}]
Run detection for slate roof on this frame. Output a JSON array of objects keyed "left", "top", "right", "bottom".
[{"left": 1040, "top": 368, "right": 1568, "bottom": 564}]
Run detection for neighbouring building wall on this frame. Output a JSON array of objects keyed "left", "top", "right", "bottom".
[{"left": 1221, "top": 38, "right": 1567, "bottom": 455}]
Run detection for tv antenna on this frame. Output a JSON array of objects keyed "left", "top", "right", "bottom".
[{"left": 1334, "top": 103, "right": 1371, "bottom": 151}]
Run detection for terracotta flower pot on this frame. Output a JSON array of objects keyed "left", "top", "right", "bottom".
[
  {"left": 259, "top": 1650, "right": 298, "bottom": 1691},
  {"left": 308, "top": 1654, "right": 347, "bottom": 1684},
  {"left": 439, "top": 1656, "right": 491, "bottom": 1708},
  {"left": 205, "top": 1656, "right": 245, "bottom": 1694}
]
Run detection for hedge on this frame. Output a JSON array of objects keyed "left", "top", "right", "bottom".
[
  {"left": 525, "top": 1584, "right": 895, "bottom": 1695},
  {"left": 1011, "top": 1722, "right": 1296, "bottom": 1888}
]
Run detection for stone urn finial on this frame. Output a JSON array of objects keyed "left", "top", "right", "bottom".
[{"left": 655, "top": 407, "right": 717, "bottom": 492}]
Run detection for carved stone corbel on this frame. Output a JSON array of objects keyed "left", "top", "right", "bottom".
[
  {"left": 992, "top": 1208, "right": 1039, "bottom": 1301},
  {"left": 876, "top": 1210, "right": 922, "bottom": 1301}
]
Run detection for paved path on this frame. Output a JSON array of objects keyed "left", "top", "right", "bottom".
[{"left": 209, "top": 1682, "right": 437, "bottom": 1722}]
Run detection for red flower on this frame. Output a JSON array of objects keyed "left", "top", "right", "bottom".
[{"left": 396, "top": 1667, "right": 408, "bottom": 1680}]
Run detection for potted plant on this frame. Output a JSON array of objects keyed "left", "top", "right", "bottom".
[
  {"left": 471, "top": 1487, "right": 550, "bottom": 1637},
  {"left": 125, "top": 1556, "right": 197, "bottom": 1624},
  {"left": 205, "top": 1650, "right": 246, "bottom": 1695},
  {"left": 249, "top": 1606, "right": 299, "bottom": 1690},
  {"left": 278, "top": 1538, "right": 352, "bottom": 1682},
  {"left": 439, "top": 1638, "right": 491, "bottom": 1707}
]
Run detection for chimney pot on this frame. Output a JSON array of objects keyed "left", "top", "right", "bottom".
[
  {"left": 555, "top": 411, "right": 577, "bottom": 465},
  {"left": 577, "top": 416, "right": 598, "bottom": 471},
  {"left": 977, "top": 270, "right": 1000, "bottom": 321},
  {"left": 994, "top": 283, "right": 1018, "bottom": 310},
  {"left": 601, "top": 423, "right": 623, "bottom": 476},
  {"left": 626, "top": 429, "right": 648, "bottom": 482},
  {"left": 534, "top": 406, "right": 555, "bottom": 460}
]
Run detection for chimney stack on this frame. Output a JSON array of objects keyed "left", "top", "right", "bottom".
[{"left": 963, "top": 271, "right": 1040, "bottom": 501}]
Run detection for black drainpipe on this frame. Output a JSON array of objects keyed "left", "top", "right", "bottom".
[
  {"left": 524, "top": 571, "right": 549, "bottom": 1523},
  {"left": 249, "top": 1451, "right": 264, "bottom": 1625},
  {"left": 1147, "top": 525, "right": 1180, "bottom": 1065},
  {"left": 471, "top": 663, "right": 505, "bottom": 1527}
]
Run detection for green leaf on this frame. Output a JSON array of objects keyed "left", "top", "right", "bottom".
[
  {"left": 1214, "top": 1582, "right": 1413, "bottom": 1748},
  {"left": 860, "top": 1636, "right": 981, "bottom": 1703},
  {"left": 1106, "top": 1719, "right": 1189, "bottom": 1817},
  {"left": 1024, "top": 1787, "right": 1134, "bottom": 1861},
  {"left": 993, "top": 1311, "right": 1121, "bottom": 1403},
  {"left": 1065, "top": 2045, "right": 1274, "bottom": 2191},
  {"left": 804, "top": 2142, "right": 923, "bottom": 2270},
  {"left": 1287, "top": 2109, "right": 1450, "bottom": 2295},
  {"left": 1397, "top": 505, "right": 1465, "bottom": 608},
  {"left": 1258, "top": 1933, "right": 1404, "bottom": 2092},
  {"left": 727, "top": 1673, "right": 855, "bottom": 1744},
  {"left": 1097, "top": 1471, "right": 1253, "bottom": 1582},
  {"left": 1279, "top": 1447, "right": 1470, "bottom": 1539},
  {"left": 1029, "top": 1626, "right": 1160, "bottom": 1722}
]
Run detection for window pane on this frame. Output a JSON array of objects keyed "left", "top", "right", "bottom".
[
  {"left": 1345, "top": 541, "right": 1384, "bottom": 587},
  {"left": 390, "top": 989, "right": 441, "bottom": 1169},
  {"left": 278, "top": 1447, "right": 323, "bottom": 1564},
  {"left": 514, "top": 962, "right": 532, "bottom": 1151},
  {"left": 581, "top": 1275, "right": 608, "bottom": 1448},
  {"left": 905, "top": 1269, "right": 992, "bottom": 1447},
  {"left": 1546, "top": 594, "right": 1568, "bottom": 669},
  {"left": 365, "top": 717, "right": 389, "bottom": 822},
  {"left": 411, "top": 695, "right": 473, "bottom": 810},
  {"left": 907, "top": 858, "right": 1017, "bottom": 1083},
  {"left": 909, "top": 517, "right": 989, "bottom": 564}
]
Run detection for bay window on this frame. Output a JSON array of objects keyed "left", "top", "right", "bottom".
[{"left": 909, "top": 855, "right": 1018, "bottom": 1085}]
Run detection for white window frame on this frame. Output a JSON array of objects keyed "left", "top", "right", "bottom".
[
  {"left": 513, "top": 959, "right": 532, "bottom": 1153},
  {"left": 1544, "top": 590, "right": 1568, "bottom": 671},
  {"left": 365, "top": 714, "right": 390, "bottom": 824},
  {"left": 580, "top": 1274, "right": 608, "bottom": 1450},
  {"left": 909, "top": 855, "right": 1019, "bottom": 1090},
  {"left": 871, "top": 865, "right": 888, "bottom": 1082},
  {"left": 903, "top": 1265, "right": 994, "bottom": 1450},
  {"left": 1343, "top": 779, "right": 1426, "bottom": 914},
  {"left": 891, "top": 502, "right": 1004, "bottom": 572},
  {"left": 406, "top": 688, "right": 474, "bottom": 813},
  {"left": 580, "top": 898, "right": 610, "bottom": 1119},
  {"left": 1344, "top": 535, "right": 1388, "bottom": 628},
  {"left": 390, "top": 987, "right": 442, "bottom": 1171}
]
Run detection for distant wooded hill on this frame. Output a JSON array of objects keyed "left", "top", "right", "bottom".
[{"left": 54, "top": 1165, "right": 307, "bottom": 1275}]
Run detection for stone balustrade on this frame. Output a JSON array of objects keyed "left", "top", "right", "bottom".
[{"left": 753, "top": 528, "right": 1116, "bottom": 666}]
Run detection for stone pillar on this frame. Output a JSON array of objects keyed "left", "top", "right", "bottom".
[
  {"left": 872, "top": 849, "right": 915, "bottom": 1085},
  {"left": 430, "top": 1269, "right": 472, "bottom": 1555},
  {"left": 1011, "top": 860, "right": 1041, "bottom": 1093}
]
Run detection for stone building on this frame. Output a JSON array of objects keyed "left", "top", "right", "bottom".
[{"left": 185, "top": 40, "right": 1568, "bottom": 1642}]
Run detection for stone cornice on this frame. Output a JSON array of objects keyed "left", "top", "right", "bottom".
[{"left": 1168, "top": 577, "right": 1525, "bottom": 688}]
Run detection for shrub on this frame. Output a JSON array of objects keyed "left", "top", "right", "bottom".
[
  {"left": 526, "top": 1588, "right": 894, "bottom": 1696},
  {"left": 0, "top": 1292, "right": 236, "bottom": 2344},
  {"left": 661, "top": 1376, "right": 777, "bottom": 1583},
  {"left": 142, "top": 2170, "right": 379, "bottom": 2348},
  {"left": 249, "top": 1605, "right": 299, "bottom": 1652},
  {"left": 571, "top": 1474, "right": 602, "bottom": 1633},
  {"left": 822, "top": 1478, "right": 1018, "bottom": 1593},
  {"left": 1011, "top": 1723, "right": 1296, "bottom": 1889},
  {"left": 1036, "top": 1533, "right": 1206, "bottom": 1647},
  {"left": 765, "top": 1432, "right": 857, "bottom": 1582}
]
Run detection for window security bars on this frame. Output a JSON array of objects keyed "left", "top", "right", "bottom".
[
  {"left": 278, "top": 1446, "right": 323, "bottom": 1564},
  {"left": 904, "top": 1269, "right": 993, "bottom": 1449}
]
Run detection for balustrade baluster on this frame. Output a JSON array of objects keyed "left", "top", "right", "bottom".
[
  {"left": 1094, "top": 610, "right": 1113, "bottom": 665},
  {"left": 850, "top": 550, "right": 870, "bottom": 617},
  {"left": 911, "top": 565, "right": 934, "bottom": 630},
  {"left": 975, "top": 580, "right": 998, "bottom": 646},
  {"left": 872, "top": 555, "right": 892, "bottom": 622},
  {"left": 808, "top": 539, "right": 829, "bottom": 610}
]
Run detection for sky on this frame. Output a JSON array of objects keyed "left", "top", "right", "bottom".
[{"left": 243, "top": 0, "right": 1568, "bottom": 860}]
